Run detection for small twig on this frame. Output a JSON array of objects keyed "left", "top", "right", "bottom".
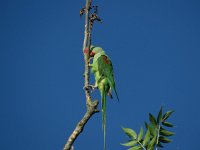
[{"left": 89, "top": 6, "right": 102, "bottom": 31}]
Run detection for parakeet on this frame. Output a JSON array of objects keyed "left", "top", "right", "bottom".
[{"left": 88, "top": 45, "right": 119, "bottom": 149}]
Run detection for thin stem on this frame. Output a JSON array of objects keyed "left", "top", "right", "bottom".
[
  {"left": 155, "top": 124, "right": 161, "bottom": 150},
  {"left": 137, "top": 140, "right": 146, "bottom": 150}
]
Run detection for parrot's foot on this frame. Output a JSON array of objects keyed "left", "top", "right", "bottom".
[
  {"left": 89, "top": 84, "right": 97, "bottom": 91},
  {"left": 83, "top": 85, "right": 97, "bottom": 92}
]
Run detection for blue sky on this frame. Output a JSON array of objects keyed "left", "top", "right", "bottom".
[{"left": 0, "top": 0, "right": 200, "bottom": 150}]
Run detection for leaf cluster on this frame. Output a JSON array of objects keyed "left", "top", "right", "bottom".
[{"left": 121, "top": 107, "right": 175, "bottom": 150}]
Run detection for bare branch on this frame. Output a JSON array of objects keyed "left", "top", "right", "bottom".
[{"left": 63, "top": 0, "right": 101, "bottom": 149}]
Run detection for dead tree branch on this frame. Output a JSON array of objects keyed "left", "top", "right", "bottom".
[{"left": 63, "top": 0, "right": 101, "bottom": 149}]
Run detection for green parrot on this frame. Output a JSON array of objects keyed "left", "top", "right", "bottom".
[{"left": 88, "top": 45, "right": 119, "bottom": 149}]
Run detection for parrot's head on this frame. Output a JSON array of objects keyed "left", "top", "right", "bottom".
[{"left": 89, "top": 46, "right": 104, "bottom": 57}]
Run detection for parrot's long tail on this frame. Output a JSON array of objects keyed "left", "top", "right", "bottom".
[{"left": 101, "top": 87, "right": 107, "bottom": 150}]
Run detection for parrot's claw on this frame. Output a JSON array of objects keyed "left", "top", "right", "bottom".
[
  {"left": 89, "top": 85, "right": 97, "bottom": 91},
  {"left": 83, "top": 85, "right": 97, "bottom": 92}
]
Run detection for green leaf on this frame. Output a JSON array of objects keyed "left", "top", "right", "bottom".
[
  {"left": 121, "top": 140, "right": 137, "bottom": 147},
  {"left": 159, "top": 136, "right": 172, "bottom": 143},
  {"left": 163, "top": 110, "right": 174, "bottom": 121},
  {"left": 162, "top": 121, "right": 174, "bottom": 127},
  {"left": 148, "top": 125, "right": 157, "bottom": 136},
  {"left": 157, "top": 107, "right": 163, "bottom": 123},
  {"left": 128, "top": 146, "right": 142, "bottom": 150},
  {"left": 160, "top": 128, "right": 175, "bottom": 136},
  {"left": 149, "top": 113, "right": 157, "bottom": 127},
  {"left": 122, "top": 127, "right": 137, "bottom": 139},
  {"left": 147, "top": 135, "right": 157, "bottom": 150},
  {"left": 137, "top": 127, "right": 143, "bottom": 142},
  {"left": 143, "top": 128, "right": 150, "bottom": 146}
]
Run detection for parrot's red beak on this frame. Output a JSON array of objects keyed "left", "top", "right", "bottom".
[{"left": 90, "top": 51, "right": 95, "bottom": 57}]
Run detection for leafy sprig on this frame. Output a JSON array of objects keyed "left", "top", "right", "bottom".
[{"left": 121, "top": 107, "right": 175, "bottom": 150}]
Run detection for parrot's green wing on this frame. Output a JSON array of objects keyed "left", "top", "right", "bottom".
[{"left": 97, "top": 54, "right": 119, "bottom": 101}]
